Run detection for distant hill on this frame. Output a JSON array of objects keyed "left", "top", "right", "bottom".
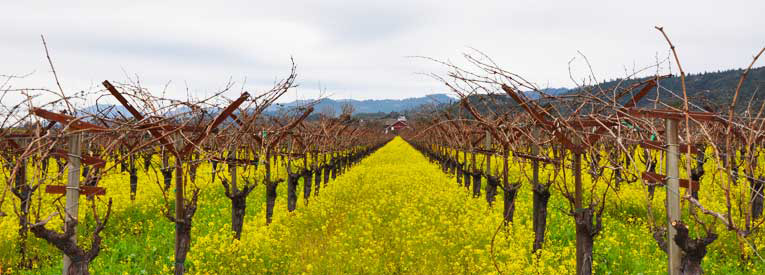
[
  {"left": 573, "top": 66, "right": 765, "bottom": 111},
  {"left": 81, "top": 67, "right": 764, "bottom": 122},
  {"left": 416, "top": 67, "right": 765, "bottom": 119},
  {"left": 80, "top": 94, "right": 457, "bottom": 121},
  {"left": 417, "top": 87, "right": 570, "bottom": 116},
  {"left": 79, "top": 104, "right": 132, "bottom": 118},
  {"left": 525, "top": 87, "right": 569, "bottom": 99},
  {"left": 79, "top": 105, "right": 208, "bottom": 119},
  {"left": 269, "top": 94, "right": 456, "bottom": 115}
]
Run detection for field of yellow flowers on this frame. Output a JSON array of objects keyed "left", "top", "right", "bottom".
[{"left": 1, "top": 137, "right": 764, "bottom": 274}]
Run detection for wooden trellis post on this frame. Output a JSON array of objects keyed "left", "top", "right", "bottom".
[
  {"left": 665, "top": 118, "right": 682, "bottom": 275},
  {"left": 62, "top": 133, "right": 81, "bottom": 274},
  {"left": 626, "top": 108, "right": 717, "bottom": 275},
  {"left": 485, "top": 129, "right": 491, "bottom": 181},
  {"left": 531, "top": 126, "right": 541, "bottom": 193},
  {"left": 230, "top": 149, "right": 237, "bottom": 196},
  {"left": 484, "top": 129, "right": 495, "bottom": 205},
  {"left": 28, "top": 108, "right": 111, "bottom": 275}
]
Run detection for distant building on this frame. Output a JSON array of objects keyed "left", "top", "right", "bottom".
[{"left": 384, "top": 116, "right": 408, "bottom": 134}]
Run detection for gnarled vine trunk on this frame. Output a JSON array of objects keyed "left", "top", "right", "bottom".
[
  {"left": 162, "top": 168, "right": 173, "bottom": 191},
  {"left": 485, "top": 176, "right": 499, "bottom": 206},
  {"left": 323, "top": 165, "right": 331, "bottom": 186},
  {"left": 303, "top": 169, "right": 313, "bottom": 203},
  {"left": 463, "top": 170, "right": 471, "bottom": 190},
  {"left": 573, "top": 207, "right": 601, "bottom": 275},
  {"left": 231, "top": 195, "right": 246, "bottom": 238},
  {"left": 472, "top": 172, "right": 481, "bottom": 198},
  {"left": 143, "top": 153, "right": 152, "bottom": 172},
  {"left": 287, "top": 172, "right": 300, "bottom": 212},
  {"left": 129, "top": 167, "right": 138, "bottom": 201},
  {"left": 12, "top": 159, "right": 33, "bottom": 267},
  {"left": 751, "top": 176, "right": 764, "bottom": 219},
  {"left": 265, "top": 181, "right": 278, "bottom": 224},
  {"left": 674, "top": 221, "right": 717, "bottom": 275},
  {"left": 456, "top": 161, "right": 463, "bottom": 186},
  {"left": 30, "top": 200, "right": 113, "bottom": 275},
  {"left": 174, "top": 219, "right": 192, "bottom": 275},
  {"left": 502, "top": 182, "right": 521, "bottom": 223},
  {"left": 653, "top": 221, "right": 717, "bottom": 275},
  {"left": 314, "top": 168, "right": 322, "bottom": 196},
  {"left": 331, "top": 159, "right": 337, "bottom": 180},
  {"left": 532, "top": 183, "right": 551, "bottom": 251}
]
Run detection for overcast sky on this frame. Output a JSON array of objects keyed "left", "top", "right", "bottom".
[{"left": 2, "top": 0, "right": 763, "bottom": 105}]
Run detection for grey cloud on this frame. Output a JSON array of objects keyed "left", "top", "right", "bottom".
[
  {"left": 1, "top": 0, "right": 764, "bottom": 103},
  {"left": 71, "top": 34, "right": 269, "bottom": 68}
]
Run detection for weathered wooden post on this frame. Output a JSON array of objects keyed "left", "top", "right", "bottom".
[
  {"left": 287, "top": 137, "right": 300, "bottom": 212},
  {"left": 471, "top": 137, "right": 481, "bottom": 198},
  {"left": 229, "top": 149, "right": 245, "bottom": 237},
  {"left": 62, "top": 133, "right": 81, "bottom": 274},
  {"left": 530, "top": 127, "right": 549, "bottom": 252},
  {"left": 531, "top": 128, "right": 540, "bottom": 198},
  {"left": 484, "top": 129, "right": 497, "bottom": 205},
  {"left": 463, "top": 149, "right": 470, "bottom": 189},
  {"left": 129, "top": 154, "right": 138, "bottom": 201},
  {"left": 485, "top": 130, "right": 491, "bottom": 175},
  {"left": 173, "top": 137, "right": 186, "bottom": 275},
  {"left": 665, "top": 118, "right": 682, "bottom": 275},
  {"left": 230, "top": 150, "right": 237, "bottom": 197},
  {"left": 571, "top": 141, "right": 587, "bottom": 275},
  {"left": 455, "top": 143, "right": 462, "bottom": 186}
]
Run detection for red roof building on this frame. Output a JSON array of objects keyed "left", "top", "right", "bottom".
[
  {"left": 390, "top": 120, "right": 408, "bottom": 130},
  {"left": 384, "top": 116, "right": 409, "bottom": 133}
]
